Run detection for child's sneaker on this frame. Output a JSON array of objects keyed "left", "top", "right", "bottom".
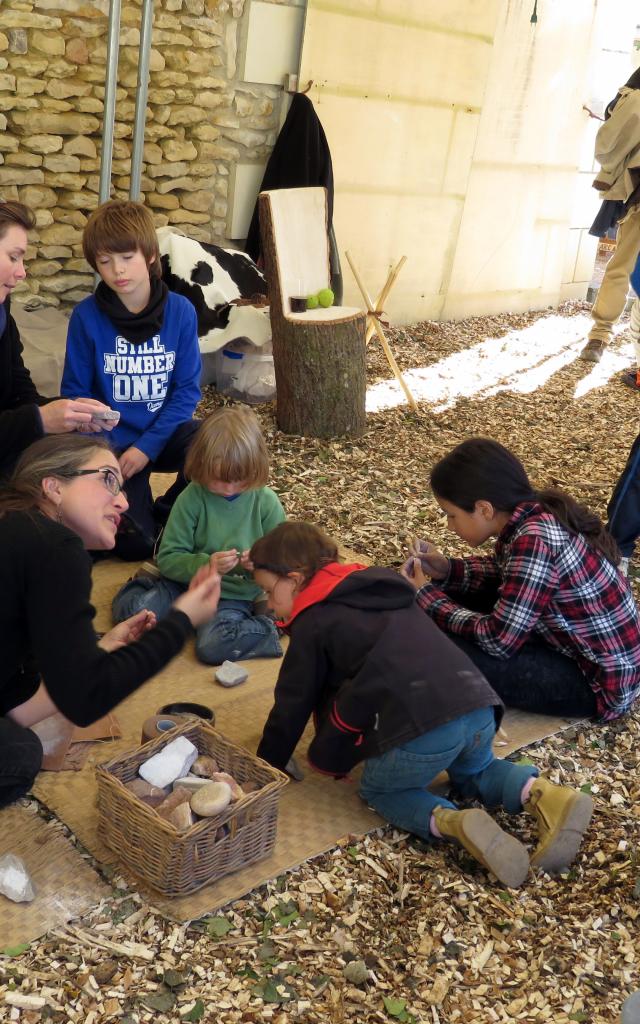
[
  {"left": 433, "top": 806, "right": 529, "bottom": 887},
  {"left": 579, "top": 339, "right": 606, "bottom": 362},
  {"left": 523, "top": 777, "right": 593, "bottom": 872}
]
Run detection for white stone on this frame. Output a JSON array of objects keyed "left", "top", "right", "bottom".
[
  {"left": 173, "top": 775, "right": 213, "bottom": 793},
  {"left": 139, "top": 736, "right": 198, "bottom": 788},
  {"left": 0, "top": 854, "right": 35, "bottom": 903},
  {"left": 215, "top": 661, "right": 249, "bottom": 688}
]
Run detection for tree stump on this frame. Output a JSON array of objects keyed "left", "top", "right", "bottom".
[{"left": 259, "top": 191, "right": 367, "bottom": 438}]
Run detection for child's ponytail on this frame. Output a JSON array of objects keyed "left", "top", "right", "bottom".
[{"left": 431, "top": 438, "right": 620, "bottom": 565}]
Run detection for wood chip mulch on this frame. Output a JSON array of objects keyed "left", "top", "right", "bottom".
[{"left": 3, "top": 303, "right": 640, "bottom": 1024}]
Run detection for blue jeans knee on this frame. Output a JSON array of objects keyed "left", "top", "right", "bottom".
[
  {"left": 112, "top": 576, "right": 185, "bottom": 623},
  {"left": 195, "top": 601, "right": 282, "bottom": 665}
]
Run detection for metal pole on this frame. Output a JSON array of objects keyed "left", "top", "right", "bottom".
[
  {"left": 98, "top": 0, "right": 121, "bottom": 205},
  {"left": 129, "top": 0, "right": 154, "bottom": 201}
]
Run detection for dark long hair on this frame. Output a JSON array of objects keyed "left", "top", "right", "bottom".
[
  {"left": 250, "top": 522, "right": 339, "bottom": 587},
  {"left": 430, "top": 438, "right": 620, "bottom": 564}
]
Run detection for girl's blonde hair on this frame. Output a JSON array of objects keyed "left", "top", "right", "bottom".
[
  {"left": 0, "top": 435, "right": 112, "bottom": 517},
  {"left": 82, "top": 199, "right": 161, "bottom": 278},
  {"left": 185, "top": 406, "right": 269, "bottom": 488}
]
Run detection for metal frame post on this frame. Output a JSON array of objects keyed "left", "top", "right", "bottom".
[
  {"left": 129, "top": 0, "right": 154, "bottom": 200},
  {"left": 98, "top": 0, "right": 122, "bottom": 205}
]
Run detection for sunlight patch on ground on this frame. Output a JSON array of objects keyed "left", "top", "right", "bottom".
[{"left": 366, "top": 314, "right": 633, "bottom": 413}]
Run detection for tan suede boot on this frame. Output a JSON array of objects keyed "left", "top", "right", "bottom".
[
  {"left": 523, "top": 777, "right": 593, "bottom": 873},
  {"left": 433, "top": 807, "right": 529, "bottom": 888}
]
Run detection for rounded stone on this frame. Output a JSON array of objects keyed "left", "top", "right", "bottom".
[{"left": 190, "top": 780, "right": 232, "bottom": 817}]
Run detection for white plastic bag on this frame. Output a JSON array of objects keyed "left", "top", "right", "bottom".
[{"left": 0, "top": 854, "right": 35, "bottom": 903}]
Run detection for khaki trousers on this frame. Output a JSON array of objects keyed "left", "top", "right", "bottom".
[{"left": 589, "top": 203, "right": 640, "bottom": 344}]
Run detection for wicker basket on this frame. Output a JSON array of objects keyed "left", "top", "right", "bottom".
[{"left": 96, "top": 720, "right": 288, "bottom": 896}]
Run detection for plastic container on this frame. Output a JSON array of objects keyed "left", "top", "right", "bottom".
[{"left": 215, "top": 339, "right": 276, "bottom": 404}]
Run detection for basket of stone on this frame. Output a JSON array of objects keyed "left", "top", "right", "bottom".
[{"left": 96, "top": 720, "right": 288, "bottom": 896}]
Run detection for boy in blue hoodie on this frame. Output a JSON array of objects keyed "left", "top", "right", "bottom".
[{"left": 62, "top": 200, "right": 201, "bottom": 560}]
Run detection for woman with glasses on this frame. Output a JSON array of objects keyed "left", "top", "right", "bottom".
[
  {"left": 0, "top": 433, "right": 222, "bottom": 808},
  {"left": 0, "top": 200, "right": 114, "bottom": 477}
]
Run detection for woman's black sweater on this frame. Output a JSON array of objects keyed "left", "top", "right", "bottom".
[{"left": 0, "top": 510, "right": 192, "bottom": 725}]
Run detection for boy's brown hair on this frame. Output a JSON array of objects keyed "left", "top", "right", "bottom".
[
  {"left": 185, "top": 406, "right": 269, "bottom": 488},
  {"left": 250, "top": 522, "right": 339, "bottom": 584},
  {"left": 82, "top": 199, "right": 161, "bottom": 278},
  {"left": 0, "top": 200, "right": 35, "bottom": 241}
]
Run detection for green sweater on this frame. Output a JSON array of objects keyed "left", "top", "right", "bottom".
[{"left": 157, "top": 482, "right": 285, "bottom": 602}]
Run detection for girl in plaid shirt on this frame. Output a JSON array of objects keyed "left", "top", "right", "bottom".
[{"left": 404, "top": 438, "right": 640, "bottom": 722}]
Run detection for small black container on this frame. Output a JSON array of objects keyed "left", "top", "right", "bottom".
[
  {"left": 157, "top": 702, "right": 215, "bottom": 725},
  {"left": 289, "top": 296, "right": 307, "bottom": 313}
]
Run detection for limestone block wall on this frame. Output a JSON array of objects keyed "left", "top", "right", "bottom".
[{"left": 0, "top": 0, "right": 284, "bottom": 308}]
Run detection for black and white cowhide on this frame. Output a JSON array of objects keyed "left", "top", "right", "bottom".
[{"left": 158, "top": 229, "right": 271, "bottom": 355}]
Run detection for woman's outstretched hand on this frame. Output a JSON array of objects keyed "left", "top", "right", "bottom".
[
  {"left": 174, "top": 565, "right": 221, "bottom": 627},
  {"left": 99, "top": 609, "right": 157, "bottom": 651}
]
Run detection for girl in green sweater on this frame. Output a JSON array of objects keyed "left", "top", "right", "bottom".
[{"left": 112, "top": 406, "right": 285, "bottom": 665}]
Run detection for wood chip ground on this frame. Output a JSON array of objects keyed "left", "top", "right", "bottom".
[{"left": 2, "top": 303, "right": 639, "bottom": 1023}]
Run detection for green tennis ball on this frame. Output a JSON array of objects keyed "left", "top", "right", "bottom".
[
  {"left": 318, "top": 288, "right": 334, "bottom": 308},
  {"left": 306, "top": 293, "right": 320, "bottom": 309}
]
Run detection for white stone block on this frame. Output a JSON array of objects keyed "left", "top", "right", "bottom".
[{"left": 139, "top": 736, "right": 198, "bottom": 789}]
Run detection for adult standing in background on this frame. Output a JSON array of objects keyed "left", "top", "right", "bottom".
[
  {"left": 0, "top": 200, "right": 113, "bottom": 476},
  {"left": 580, "top": 69, "right": 640, "bottom": 363}
]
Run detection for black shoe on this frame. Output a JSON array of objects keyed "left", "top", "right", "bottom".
[{"left": 113, "top": 514, "right": 156, "bottom": 562}]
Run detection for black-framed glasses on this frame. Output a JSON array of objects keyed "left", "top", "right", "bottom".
[{"left": 67, "top": 467, "right": 125, "bottom": 496}]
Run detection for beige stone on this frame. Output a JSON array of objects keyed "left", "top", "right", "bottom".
[
  {"left": 189, "top": 161, "right": 217, "bottom": 177},
  {"left": 198, "top": 76, "right": 226, "bottom": 91},
  {"left": 17, "top": 77, "right": 46, "bottom": 97},
  {"left": 191, "top": 124, "right": 221, "bottom": 142},
  {"left": 2, "top": 12, "right": 62, "bottom": 29},
  {"left": 40, "top": 245, "right": 73, "bottom": 259},
  {"left": 182, "top": 191, "right": 214, "bottom": 212},
  {"left": 66, "top": 37, "right": 89, "bottom": 64},
  {"left": 67, "top": 18, "right": 104, "bottom": 37},
  {"left": 64, "top": 257, "right": 92, "bottom": 272},
  {"left": 153, "top": 107, "right": 171, "bottom": 126},
  {"left": 43, "top": 154, "right": 81, "bottom": 173},
  {"left": 174, "top": 89, "right": 195, "bottom": 104},
  {"left": 28, "top": 259, "right": 63, "bottom": 277},
  {"left": 22, "top": 185, "right": 58, "bottom": 208},
  {"left": 143, "top": 142, "right": 163, "bottom": 166},
  {"left": 0, "top": 136, "right": 19, "bottom": 153},
  {"left": 45, "top": 172, "right": 87, "bottom": 190},
  {"left": 34, "top": 210, "right": 54, "bottom": 229},
  {"left": 5, "top": 152, "right": 43, "bottom": 168},
  {"left": 197, "top": 141, "right": 238, "bottom": 161},
  {"left": 39, "top": 223, "right": 79, "bottom": 245},
  {"left": 145, "top": 124, "right": 175, "bottom": 141},
  {"left": 76, "top": 97, "right": 104, "bottom": 114},
  {"left": 75, "top": 65, "right": 104, "bottom": 83},
  {"left": 195, "top": 141, "right": 220, "bottom": 161},
  {"left": 192, "top": 29, "right": 221, "bottom": 48},
  {"left": 39, "top": 273, "right": 93, "bottom": 293},
  {"left": 46, "top": 79, "right": 92, "bottom": 100},
  {"left": 224, "top": 127, "right": 266, "bottom": 148},
  {"left": 183, "top": 15, "right": 222, "bottom": 34},
  {"left": 0, "top": 73, "right": 16, "bottom": 91},
  {"left": 153, "top": 71, "right": 188, "bottom": 88},
  {"left": 119, "top": 27, "right": 140, "bottom": 46},
  {"left": 146, "top": 161, "right": 190, "bottom": 179},
  {"left": 110, "top": 159, "right": 132, "bottom": 176},
  {"left": 186, "top": 0, "right": 205, "bottom": 11},
  {"left": 112, "top": 139, "right": 130, "bottom": 160},
  {"left": 165, "top": 50, "right": 215, "bottom": 75},
  {"left": 113, "top": 174, "right": 153, "bottom": 192},
  {"left": 153, "top": 29, "right": 192, "bottom": 46},
  {"left": 26, "top": 134, "right": 64, "bottom": 155},
  {"left": 165, "top": 0, "right": 183, "bottom": 10},
  {"left": 167, "top": 105, "right": 206, "bottom": 126},
  {"left": 64, "top": 135, "right": 97, "bottom": 159},
  {"left": 0, "top": 114, "right": 6, "bottom": 132},
  {"left": 145, "top": 192, "right": 180, "bottom": 210},
  {"left": 152, "top": 212, "right": 169, "bottom": 227},
  {"left": 2, "top": 98, "right": 40, "bottom": 112},
  {"left": 31, "top": 31, "right": 66, "bottom": 56},
  {"left": 39, "top": 99, "right": 74, "bottom": 113},
  {"left": 155, "top": 12, "right": 182, "bottom": 29},
  {"left": 9, "top": 57, "right": 48, "bottom": 76},
  {"left": 0, "top": 33, "right": 8, "bottom": 52},
  {"left": 147, "top": 89, "right": 176, "bottom": 105},
  {"left": 167, "top": 209, "right": 211, "bottom": 225},
  {"left": 0, "top": 60, "right": 8, "bottom": 72},
  {"left": 61, "top": 289, "right": 91, "bottom": 303},
  {"left": 161, "top": 138, "right": 198, "bottom": 162},
  {"left": 43, "top": 59, "right": 78, "bottom": 79},
  {"left": 85, "top": 175, "right": 100, "bottom": 193},
  {"left": 156, "top": 176, "right": 204, "bottom": 193},
  {"left": 52, "top": 208, "right": 88, "bottom": 228},
  {"left": 12, "top": 111, "right": 100, "bottom": 135},
  {"left": 34, "top": 0, "right": 106, "bottom": 12},
  {"left": 78, "top": 157, "right": 100, "bottom": 172},
  {"left": 0, "top": 167, "right": 44, "bottom": 187},
  {"left": 213, "top": 199, "right": 226, "bottom": 218}
]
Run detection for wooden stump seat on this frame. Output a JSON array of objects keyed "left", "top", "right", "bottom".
[{"left": 259, "top": 187, "right": 366, "bottom": 438}]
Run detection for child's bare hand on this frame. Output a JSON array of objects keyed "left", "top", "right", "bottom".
[
  {"left": 407, "top": 536, "right": 449, "bottom": 580},
  {"left": 119, "top": 446, "right": 150, "bottom": 480},
  {"left": 239, "top": 549, "right": 254, "bottom": 571},
  {"left": 210, "top": 549, "right": 240, "bottom": 574},
  {"left": 400, "top": 557, "right": 429, "bottom": 590}
]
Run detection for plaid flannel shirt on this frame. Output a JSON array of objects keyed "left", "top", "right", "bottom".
[{"left": 416, "top": 502, "right": 640, "bottom": 720}]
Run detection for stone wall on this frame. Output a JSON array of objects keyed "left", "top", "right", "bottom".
[{"left": 0, "top": 0, "right": 283, "bottom": 308}]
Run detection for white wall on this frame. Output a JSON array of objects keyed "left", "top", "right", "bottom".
[{"left": 299, "top": 0, "right": 637, "bottom": 324}]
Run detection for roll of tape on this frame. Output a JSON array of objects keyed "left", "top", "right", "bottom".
[{"left": 141, "top": 714, "right": 179, "bottom": 745}]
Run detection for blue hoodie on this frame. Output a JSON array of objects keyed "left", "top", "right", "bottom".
[{"left": 62, "top": 291, "right": 201, "bottom": 461}]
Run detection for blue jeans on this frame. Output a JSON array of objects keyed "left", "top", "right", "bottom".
[
  {"left": 112, "top": 577, "right": 282, "bottom": 666},
  {"left": 359, "top": 707, "right": 538, "bottom": 841}
]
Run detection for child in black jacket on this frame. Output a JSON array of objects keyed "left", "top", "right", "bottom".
[{"left": 250, "top": 522, "right": 593, "bottom": 887}]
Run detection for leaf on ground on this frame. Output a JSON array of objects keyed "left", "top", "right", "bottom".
[
  {"left": 141, "top": 990, "right": 176, "bottom": 1013},
  {"left": 163, "top": 968, "right": 188, "bottom": 989},
  {"left": 206, "top": 916, "right": 233, "bottom": 938},
  {"left": 383, "top": 996, "right": 407, "bottom": 1017},
  {"left": 183, "top": 998, "right": 206, "bottom": 1021},
  {"left": 2, "top": 944, "right": 29, "bottom": 957}
]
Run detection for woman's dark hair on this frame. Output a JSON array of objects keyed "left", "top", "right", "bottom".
[
  {"left": 0, "top": 434, "right": 112, "bottom": 517},
  {"left": 0, "top": 200, "right": 35, "bottom": 241},
  {"left": 250, "top": 522, "right": 339, "bottom": 586},
  {"left": 430, "top": 437, "right": 620, "bottom": 565}
]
